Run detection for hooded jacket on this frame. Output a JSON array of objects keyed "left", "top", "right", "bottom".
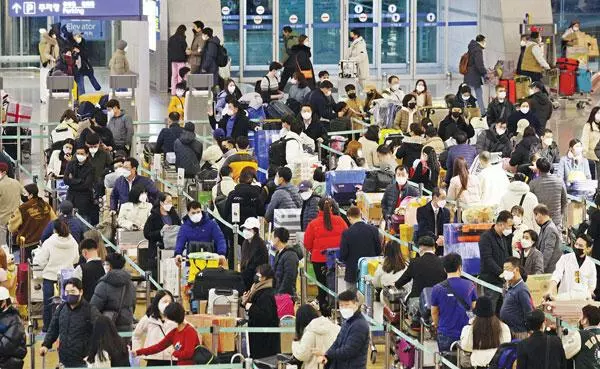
[
  {"left": 90, "top": 269, "right": 137, "bottom": 331},
  {"left": 174, "top": 130, "right": 204, "bottom": 178},
  {"left": 304, "top": 211, "right": 348, "bottom": 263},
  {"left": 200, "top": 36, "right": 221, "bottom": 76},
  {"left": 168, "top": 33, "right": 187, "bottom": 63},
  {"left": 464, "top": 40, "right": 487, "bottom": 87},
  {"left": 156, "top": 123, "right": 183, "bottom": 153},
  {"left": 107, "top": 111, "right": 134, "bottom": 148},
  {"left": 292, "top": 316, "right": 341, "bottom": 369},
  {"left": 33, "top": 233, "right": 79, "bottom": 281},
  {"left": 476, "top": 128, "right": 512, "bottom": 157},
  {"left": 438, "top": 115, "right": 475, "bottom": 142},
  {"left": 527, "top": 92, "right": 553, "bottom": 135},
  {"left": 347, "top": 36, "right": 369, "bottom": 81},
  {"left": 174, "top": 212, "right": 227, "bottom": 256},
  {"left": 39, "top": 32, "right": 59, "bottom": 67},
  {"left": 132, "top": 314, "right": 178, "bottom": 362},
  {"left": 109, "top": 49, "right": 130, "bottom": 75},
  {"left": 286, "top": 44, "right": 315, "bottom": 86},
  {"left": 0, "top": 306, "right": 26, "bottom": 368},
  {"left": 273, "top": 246, "right": 300, "bottom": 296},
  {"left": 509, "top": 135, "right": 540, "bottom": 167},
  {"left": 507, "top": 110, "right": 541, "bottom": 137},
  {"left": 498, "top": 181, "right": 539, "bottom": 230},
  {"left": 265, "top": 183, "right": 303, "bottom": 222}
]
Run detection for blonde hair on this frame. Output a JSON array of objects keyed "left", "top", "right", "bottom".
[{"left": 345, "top": 140, "right": 362, "bottom": 158}]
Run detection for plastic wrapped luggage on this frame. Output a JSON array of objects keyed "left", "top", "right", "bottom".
[
  {"left": 207, "top": 288, "right": 239, "bottom": 316},
  {"left": 339, "top": 60, "right": 359, "bottom": 78},
  {"left": 187, "top": 252, "right": 221, "bottom": 283},
  {"left": 514, "top": 75, "right": 532, "bottom": 100},
  {"left": 356, "top": 192, "right": 384, "bottom": 222},
  {"left": 325, "top": 169, "right": 367, "bottom": 206},
  {"left": 383, "top": 304, "right": 400, "bottom": 323},
  {"left": 191, "top": 267, "right": 245, "bottom": 301},
  {"left": 253, "top": 129, "right": 280, "bottom": 182},
  {"left": 266, "top": 100, "right": 294, "bottom": 119}
]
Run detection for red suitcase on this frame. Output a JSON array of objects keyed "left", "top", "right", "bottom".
[
  {"left": 15, "top": 236, "right": 28, "bottom": 305},
  {"left": 556, "top": 57, "right": 579, "bottom": 71},
  {"left": 560, "top": 70, "right": 577, "bottom": 96},
  {"left": 498, "top": 79, "right": 516, "bottom": 104},
  {"left": 383, "top": 304, "right": 401, "bottom": 324}
]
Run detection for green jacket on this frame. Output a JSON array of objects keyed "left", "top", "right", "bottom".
[
  {"left": 575, "top": 327, "right": 600, "bottom": 369},
  {"left": 282, "top": 33, "right": 298, "bottom": 64}
]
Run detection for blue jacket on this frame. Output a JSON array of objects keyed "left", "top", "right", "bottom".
[
  {"left": 40, "top": 214, "right": 85, "bottom": 243},
  {"left": 174, "top": 211, "right": 227, "bottom": 256},
  {"left": 326, "top": 311, "right": 370, "bottom": 369},
  {"left": 155, "top": 124, "right": 183, "bottom": 153},
  {"left": 110, "top": 175, "right": 159, "bottom": 211}
]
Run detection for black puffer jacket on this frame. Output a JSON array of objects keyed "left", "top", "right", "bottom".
[
  {"left": 464, "top": 40, "right": 487, "bottom": 87},
  {"left": 174, "top": 131, "right": 204, "bottom": 178},
  {"left": 476, "top": 128, "right": 512, "bottom": 157},
  {"left": 486, "top": 98, "right": 516, "bottom": 126},
  {"left": 527, "top": 92, "right": 553, "bottom": 135},
  {"left": 90, "top": 269, "right": 136, "bottom": 332},
  {"left": 224, "top": 183, "right": 266, "bottom": 226},
  {"left": 43, "top": 300, "right": 99, "bottom": 368},
  {"left": 273, "top": 247, "right": 300, "bottom": 296},
  {"left": 168, "top": 33, "right": 187, "bottom": 62},
  {"left": 143, "top": 205, "right": 181, "bottom": 272},
  {"left": 0, "top": 306, "right": 26, "bottom": 369}
]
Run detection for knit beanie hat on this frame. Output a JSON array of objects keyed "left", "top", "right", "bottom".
[{"left": 117, "top": 40, "right": 127, "bottom": 51}]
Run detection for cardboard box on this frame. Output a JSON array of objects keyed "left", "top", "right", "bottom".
[
  {"left": 356, "top": 192, "right": 384, "bottom": 222},
  {"left": 526, "top": 273, "right": 553, "bottom": 307},
  {"left": 280, "top": 317, "right": 295, "bottom": 354},
  {"left": 186, "top": 314, "right": 236, "bottom": 353},
  {"left": 586, "top": 35, "right": 599, "bottom": 57}
]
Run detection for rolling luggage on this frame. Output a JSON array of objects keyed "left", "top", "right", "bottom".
[
  {"left": 383, "top": 304, "right": 401, "bottom": 323},
  {"left": 514, "top": 75, "right": 532, "bottom": 100},
  {"left": 187, "top": 252, "right": 221, "bottom": 283},
  {"left": 557, "top": 57, "right": 579, "bottom": 71},
  {"left": 207, "top": 288, "right": 239, "bottom": 316},
  {"left": 325, "top": 170, "right": 367, "bottom": 206},
  {"left": 191, "top": 267, "right": 245, "bottom": 301},
  {"left": 15, "top": 237, "right": 28, "bottom": 305},
  {"left": 357, "top": 256, "right": 382, "bottom": 295},
  {"left": 577, "top": 68, "right": 592, "bottom": 93},
  {"left": 396, "top": 339, "right": 415, "bottom": 368},
  {"left": 254, "top": 354, "right": 294, "bottom": 369},
  {"left": 266, "top": 100, "right": 294, "bottom": 119},
  {"left": 560, "top": 70, "right": 577, "bottom": 96},
  {"left": 498, "top": 79, "right": 516, "bottom": 104}
]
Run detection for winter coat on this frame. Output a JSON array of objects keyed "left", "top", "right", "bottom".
[
  {"left": 0, "top": 175, "right": 22, "bottom": 225},
  {"left": 8, "top": 198, "right": 57, "bottom": 246},
  {"left": 539, "top": 142, "right": 560, "bottom": 164},
  {"left": 325, "top": 311, "right": 370, "bottom": 369},
  {"left": 507, "top": 111, "right": 541, "bottom": 137},
  {"left": 292, "top": 316, "right": 341, "bottom": 369},
  {"left": 174, "top": 212, "right": 227, "bottom": 256},
  {"left": 476, "top": 129, "right": 512, "bottom": 157},
  {"left": 509, "top": 136, "right": 540, "bottom": 167},
  {"left": 90, "top": 269, "right": 137, "bottom": 331},
  {"left": 273, "top": 247, "right": 300, "bottom": 296},
  {"left": 445, "top": 144, "right": 478, "bottom": 182},
  {"left": 167, "top": 97, "right": 185, "bottom": 121},
  {"left": 527, "top": 92, "right": 553, "bottom": 135},
  {"left": 289, "top": 85, "right": 311, "bottom": 104},
  {"left": 309, "top": 89, "right": 336, "bottom": 121},
  {"left": 438, "top": 115, "right": 475, "bottom": 142},
  {"left": 498, "top": 181, "right": 539, "bottom": 231},
  {"left": 347, "top": 37, "right": 369, "bottom": 81},
  {"left": 281, "top": 33, "right": 298, "bottom": 64},
  {"left": 209, "top": 111, "right": 255, "bottom": 140},
  {"left": 454, "top": 94, "right": 478, "bottom": 109},
  {"left": 382, "top": 181, "right": 420, "bottom": 220},
  {"left": 478, "top": 226, "right": 512, "bottom": 286},
  {"left": 528, "top": 173, "right": 568, "bottom": 228},
  {"left": 117, "top": 201, "right": 153, "bottom": 230},
  {"left": 448, "top": 174, "right": 482, "bottom": 205},
  {"left": 132, "top": 314, "right": 178, "bottom": 362},
  {"left": 188, "top": 32, "right": 205, "bottom": 71},
  {"left": 301, "top": 194, "right": 321, "bottom": 231},
  {"left": 478, "top": 165, "right": 510, "bottom": 206},
  {"left": 39, "top": 32, "right": 59, "bottom": 67},
  {"left": 156, "top": 124, "right": 183, "bottom": 153},
  {"left": 109, "top": 49, "right": 130, "bottom": 75},
  {"left": 265, "top": 183, "right": 303, "bottom": 222},
  {"left": 537, "top": 220, "right": 563, "bottom": 273},
  {"left": 107, "top": 111, "right": 134, "bottom": 148},
  {"left": 225, "top": 183, "right": 265, "bottom": 226},
  {"left": 0, "top": 306, "right": 26, "bottom": 368},
  {"left": 240, "top": 238, "right": 269, "bottom": 292},
  {"left": 55, "top": 53, "right": 78, "bottom": 76},
  {"left": 110, "top": 175, "right": 158, "bottom": 211},
  {"left": 43, "top": 300, "right": 100, "bottom": 368},
  {"left": 464, "top": 40, "right": 487, "bottom": 87},
  {"left": 413, "top": 90, "right": 433, "bottom": 107},
  {"left": 410, "top": 162, "right": 439, "bottom": 193},
  {"left": 486, "top": 98, "right": 516, "bottom": 126},
  {"left": 303, "top": 118, "right": 329, "bottom": 146},
  {"left": 339, "top": 221, "right": 381, "bottom": 283},
  {"left": 168, "top": 33, "right": 187, "bottom": 62},
  {"left": 143, "top": 205, "right": 181, "bottom": 270},
  {"left": 88, "top": 148, "right": 112, "bottom": 185},
  {"left": 396, "top": 135, "right": 424, "bottom": 168},
  {"left": 394, "top": 107, "right": 423, "bottom": 132},
  {"left": 424, "top": 136, "right": 446, "bottom": 155},
  {"left": 581, "top": 122, "right": 600, "bottom": 161},
  {"left": 200, "top": 36, "right": 221, "bottom": 83},
  {"left": 33, "top": 234, "right": 79, "bottom": 281},
  {"left": 63, "top": 159, "right": 95, "bottom": 214},
  {"left": 521, "top": 248, "right": 545, "bottom": 276},
  {"left": 221, "top": 151, "right": 258, "bottom": 181},
  {"left": 557, "top": 155, "right": 591, "bottom": 186},
  {"left": 247, "top": 287, "right": 280, "bottom": 359},
  {"left": 304, "top": 211, "right": 348, "bottom": 263},
  {"left": 286, "top": 44, "right": 316, "bottom": 87},
  {"left": 358, "top": 137, "right": 380, "bottom": 169},
  {"left": 174, "top": 131, "right": 204, "bottom": 178},
  {"left": 40, "top": 215, "right": 83, "bottom": 244}
]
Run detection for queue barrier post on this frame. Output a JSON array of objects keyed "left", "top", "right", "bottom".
[
  {"left": 233, "top": 224, "right": 240, "bottom": 272},
  {"left": 211, "top": 325, "right": 220, "bottom": 355},
  {"left": 145, "top": 270, "right": 152, "bottom": 308},
  {"left": 434, "top": 351, "right": 442, "bottom": 369},
  {"left": 383, "top": 323, "right": 391, "bottom": 369},
  {"left": 300, "top": 266, "right": 307, "bottom": 305},
  {"left": 51, "top": 178, "right": 59, "bottom": 211},
  {"left": 245, "top": 357, "right": 253, "bottom": 369},
  {"left": 418, "top": 182, "right": 424, "bottom": 197}
]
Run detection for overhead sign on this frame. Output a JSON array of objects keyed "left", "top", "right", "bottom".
[
  {"left": 289, "top": 14, "right": 298, "bottom": 24},
  {"left": 61, "top": 19, "right": 104, "bottom": 40},
  {"left": 320, "top": 13, "right": 330, "bottom": 22},
  {"left": 221, "top": 6, "right": 230, "bottom": 16},
  {"left": 426, "top": 13, "right": 436, "bottom": 22},
  {"left": 391, "top": 13, "right": 401, "bottom": 23},
  {"left": 8, "top": 0, "right": 142, "bottom": 18},
  {"left": 354, "top": 4, "right": 363, "bottom": 14},
  {"left": 388, "top": 4, "right": 397, "bottom": 13},
  {"left": 358, "top": 13, "right": 368, "bottom": 22}
]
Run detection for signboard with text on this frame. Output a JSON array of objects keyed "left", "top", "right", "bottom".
[
  {"left": 61, "top": 19, "right": 104, "bottom": 40},
  {"left": 9, "top": 0, "right": 142, "bottom": 18}
]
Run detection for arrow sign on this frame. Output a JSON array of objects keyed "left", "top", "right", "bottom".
[{"left": 12, "top": 3, "right": 21, "bottom": 14}]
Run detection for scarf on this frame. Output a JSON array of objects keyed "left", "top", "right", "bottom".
[{"left": 242, "top": 279, "right": 273, "bottom": 306}]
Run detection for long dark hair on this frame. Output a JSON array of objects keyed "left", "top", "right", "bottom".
[
  {"left": 295, "top": 304, "right": 320, "bottom": 339},
  {"left": 319, "top": 197, "right": 334, "bottom": 231},
  {"left": 364, "top": 125, "right": 379, "bottom": 142},
  {"left": 472, "top": 315, "right": 503, "bottom": 349},
  {"left": 293, "top": 71, "right": 309, "bottom": 89},
  {"left": 241, "top": 228, "right": 267, "bottom": 270},
  {"left": 146, "top": 289, "right": 174, "bottom": 320},
  {"left": 382, "top": 241, "right": 407, "bottom": 273},
  {"left": 453, "top": 156, "right": 469, "bottom": 191},
  {"left": 87, "top": 316, "right": 129, "bottom": 363},
  {"left": 174, "top": 24, "right": 187, "bottom": 36},
  {"left": 422, "top": 146, "right": 440, "bottom": 181},
  {"left": 587, "top": 106, "right": 600, "bottom": 129}
]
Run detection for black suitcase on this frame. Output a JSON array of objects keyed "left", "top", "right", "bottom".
[
  {"left": 266, "top": 100, "right": 294, "bottom": 119},
  {"left": 254, "top": 354, "right": 293, "bottom": 369},
  {"left": 192, "top": 267, "right": 245, "bottom": 301}
]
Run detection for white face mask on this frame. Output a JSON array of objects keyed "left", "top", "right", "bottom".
[
  {"left": 521, "top": 239, "right": 533, "bottom": 249},
  {"left": 543, "top": 138, "right": 553, "bottom": 146},
  {"left": 176, "top": 89, "right": 185, "bottom": 97},
  {"left": 391, "top": 84, "right": 400, "bottom": 91},
  {"left": 63, "top": 146, "right": 72, "bottom": 154},
  {"left": 324, "top": 90, "right": 332, "bottom": 97},
  {"left": 396, "top": 176, "right": 408, "bottom": 186},
  {"left": 158, "top": 301, "right": 169, "bottom": 314},
  {"left": 189, "top": 213, "right": 203, "bottom": 223},
  {"left": 139, "top": 193, "right": 148, "bottom": 203},
  {"left": 520, "top": 107, "right": 529, "bottom": 114},
  {"left": 103, "top": 263, "right": 111, "bottom": 274},
  {"left": 162, "top": 203, "right": 173, "bottom": 212},
  {"left": 222, "top": 106, "right": 232, "bottom": 116},
  {"left": 498, "top": 91, "right": 507, "bottom": 99},
  {"left": 574, "top": 146, "right": 583, "bottom": 156},
  {"left": 520, "top": 40, "right": 527, "bottom": 47},
  {"left": 573, "top": 26, "right": 580, "bottom": 32},
  {"left": 529, "top": 88, "right": 536, "bottom": 96},
  {"left": 300, "top": 191, "right": 312, "bottom": 201},
  {"left": 513, "top": 215, "right": 522, "bottom": 225},
  {"left": 76, "top": 154, "right": 86, "bottom": 163},
  {"left": 595, "top": 113, "right": 600, "bottom": 123},
  {"left": 202, "top": 35, "right": 209, "bottom": 41},
  {"left": 416, "top": 84, "right": 425, "bottom": 92},
  {"left": 120, "top": 169, "right": 131, "bottom": 178},
  {"left": 290, "top": 79, "right": 298, "bottom": 85},
  {"left": 502, "top": 270, "right": 514, "bottom": 281},
  {"left": 496, "top": 127, "right": 507, "bottom": 136},
  {"left": 301, "top": 111, "right": 312, "bottom": 120},
  {"left": 339, "top": 307, "right": 355, "bottom": 320},
  {"left": 107, "top": 109, "right": 114, "bottom": 120},
  {"left": 436, "top": 200, "right": 446, "bottom": 208},
  {"left": 228, "top": 85, "right": 236, "bottom": 94},
  {"left": 502, "top": 228, "right": 513, "bottom": 236},
  {"left": 89, "top": 147, "right": 99, "bottom": 155},
  {"left": 242, "top": 229, "right": 254, "bottom": 240},
  {"left": 462, "top": 94, "right": 470, "bottom": 100}
]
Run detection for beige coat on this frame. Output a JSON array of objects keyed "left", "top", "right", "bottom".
[
  {"left": 188, "top": 32, "right": 205, "bottom": 71},
  {"left": 394, "top": 107, "right": 423, "bottom": 132},
  {"left": 348, "top": 37, "right": 369, "bottom": 83},
  {"left": 424, "top": 137, "right": 445, "bottom": 154},
  {"left": 109, "top": 50, "right": 130, "bottom": 75},
  {"left": 581, "top": 122, "right": 600, "bottom": 161},
  {"left": 39, "top": 32, "right": 59, "bottom": 66},
  {"left": 0, "top": 176, "right": 23, "bottom": 224},
  {"left": 358, "top": 136, "right": 380, "bottom": 168}
]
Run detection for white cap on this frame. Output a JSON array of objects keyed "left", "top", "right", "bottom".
[
  {"left": 0, "top": 286, "right": 9, "bottom": 300},
  {"left": 242, "top": 217, "right": 260, "bottom": 230}
]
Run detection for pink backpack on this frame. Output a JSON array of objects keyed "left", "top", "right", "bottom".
[
  {"left": 396, "top": 338, "right": 415, "bottom": 368},
  {"left": 275, "top": 294, "right": 295, "bottom": 318}
]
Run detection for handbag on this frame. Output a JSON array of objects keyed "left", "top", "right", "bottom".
[
  {"left": 160, "top": 224, "right": 180, "bottom": 250},
  {"left": 102, "top": 285, "right": 127, "bottom": 323},
  {"left": 295, "top": 57, "right": 313, "bottom": 79}
]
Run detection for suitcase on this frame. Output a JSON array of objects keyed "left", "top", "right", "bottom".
[
  {"left": 498, "top": 79, "right": 516, "bottom": 104},
  {"left": 577, "top": 68, "right": 592, "bottom": 93},
  {"left": 207, "top": 288, "right": 239, "bottom": 316},
  {"left": 325, "top": 170, "right": 367, "bottom": 206},
  {"left": 254, "top": 354, "right": 294, "bottom": 369},
  {"left": 560, "top": 70, "right": 577, "bottom": 96},
  {"left": 383, "top": 285, "right": 406, "bottom": 304},
  {"left": 275, "top": 293, "right": 295, "bottom": 318},
  {"left": 396, "top": 338, "right": 415, "bottom": 368},
  {"left": 187, "top": 252, "right": 221, "bottom": 283},
  {"left": 191, "top": 267, "right": 245, "bottom": 301},
  {"left": 514, "top": 75, "right": 532, "bottom": 100},
  {"left": 266, "top": 100, "right": 294, "bottom": 119},
  {"left": 383, "top": 304, "right": 401, "bottom": 323},
  {"left": 358, "top": 256, "right": 383, "bottom": 294},
  {"left": 557, "top": 57, "right": 579, "bottom": 71}
]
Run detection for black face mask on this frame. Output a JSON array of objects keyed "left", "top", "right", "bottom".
[
  {"left": 574, "top": 247, "right": 585, "bottom": 258},
  {"left": 253, "top": 275, "right": 260, "bottom": 284},
  {"left": 451, "top": 111, "right": 462, "bottom": 119},
  {"left": 408, "top": 102, "right": 417, "bottom": 109},
  {"left": 348, "top": 93, "right": 357, "bottom": 99},
  {"left": 21, "top": 195, "right": 29, "bottom": 203},
  {"left": 366, "top": 92, "right": 374, "bottom": 98}
]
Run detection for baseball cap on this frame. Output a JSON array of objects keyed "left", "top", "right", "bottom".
[
  {"left": 242, "top": 217, "right": 260, "bottom": 230},
  {"left": 529, "top": 81, "right": 544, "bottom": 90},
  {"left": 298, "top": 180, "right": 313, "bottom": 192}
]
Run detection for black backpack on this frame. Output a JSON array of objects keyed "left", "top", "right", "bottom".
[
  {"left": 216, "top": 44, "right": 229, "bottom": 67},
  {"left": 268, "top": 137, "right": 296, "bottom": 166},
  {"left": 193, "top": 345, "right": 216, "bottom": 364},
  {"left": 362, "top": 170, "right": 394, "bottom": 192}
]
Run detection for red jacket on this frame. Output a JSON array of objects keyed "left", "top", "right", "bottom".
[
  {"left": 304, "top": 211, "right": 348, "bottom": 263},
  {"left": 136, "top": 323, "right": 200, "bottom": 365}
]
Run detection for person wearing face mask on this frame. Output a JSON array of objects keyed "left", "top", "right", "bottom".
[
  {"left": 476, "top": 120, "right": 513, "bottom": 157},
  {"left": 208, "top": 99, "right": 255, "bottom": 140},
  {"left": 546, "top": 234, "right": 596, "bottom": 300},
  {"left": 344, "top": 83, "right": 365, "bottom": 117},
  {"left": 561, "top": 20, "right": 582, "bottom": 57},
  {"left": 85, "top": 133, "right": 111, "bottom": 204},
  {"left": 412, "top": 79, "right": 433, "bottom": 107},
  {"left": 242, "top": 264, "right": 280, "bottom": 359},
  {"left": 40, "top": 200, "right": 84, "bottom": 244},
  {"left": 0, "top": 162, "right": 22, "bottom": 246},
  {"left": 39, "top": 28, "right": 60, "bottom": 104},
  {"left": 499, "top": 174, "right": 539, "bottom": 231},
  {"left": 168, "top": 82, "right": 187, "bottom": 120},
  {"left": 174, "top": 122, "right": 204, "bottom": 179},
  {"left": 562, "top": 305, "right": 600, "bottom": 369},
  {"left": 583, "top": 107, "right": 600, "bottom": 180},
  {"left": 499, "top": 257, "right": 534, "bottom": 338},
  {"left": 478, "top": 211, "right": 514, "bottom": 311},
  {"left": 532, "top": 204, "right": 562, "bottom": 274},
  {"left": 464, "top": 34, "right": 488, "bottom": 114},
  {"left": 526, "top": 81, "right": 552, "bottom": 135},
  {"left": 509, "top": 205, "right": 529, "bottom": 248},
  {"left": 106, "top": 99, "right": 134, "bottom": 155},
  {"left": 0, "top": 286, "right": 26, "bottom": 369},
  {"left": 298, "top": 180, "right": 321, "bottom": 231},
  {"left": 225, "top": 167, "right": 265, "bottom": 226},
  {"left": 299, "top": 104, "right": 328, "bottom": 149},
  {"left": 264, "top": 167, "right": 303, "bottom": 222},
  {"left": 110, "top": 157, "right": 159, "bottom": 211},
  {"left": 273, "top": 227, "right": 301, "bottom": 297},
  {"left": 396, "top": 123, "right": 426, "bottom": 168},
  {"left": 394, "top": 94, "right": 422, "bottom": 132},
  {"left": 109, "top": 40, "right": 131, "bottom": 76},
  {"left": 309, "top": 80, "right": 337, "bottom": 121},
  {"left": 174, "top": 201, "right": 227, "bottom": 263},
  {"left": 238, "top": 217, "right": 268, "bottom": 291},
  {"left": 477, "top": 151, "right": 510, "bottom": 206},
  {"left": 438, "top": 103, "right": 475, "bottom": 142},
  {"left": 382, "top": 75, "right": 406, "bottom": 102},
  {"left": 47, "top": 138, "right": 75, "bottom": 179},
  {"left": 188, "top": 20, "right": 205, "bottom": 74},
  {"left": 538, "top": 128, "right": 560, "bottom": 164},
  {"left": 381, "top": 165, "right": 420, "bottom": 221},
  {"left": 117, "top": 184, "right": 153, "bottom": 231},
  {"left": 454, "top": 84, "right": 478, "bottom": 110},
  {"left": 281, "top": 26, "right": 299, "bottom": 68},
  {"left": 557, "top": 138, "right": 592, "bottom": 189},
  {"left": 347, "top": 29, "right": 369, "bottom": 88},
  {"left": 72, "top": 239, "right": 106, "bottom": 302},
  {"left": 216, "top": 78, "right": 243, "bottom": 118},
  {"left": 507, "top": 100, "right": 541, "bottom": 137},
  {"left": 287, "top": 72, "right": 312, "bottom": 113},
  {"left": 283, "top": 34, "right": 316, "bottom": 90},
  {"left": 486, "top": 85, "right": 517, "bottom": 126},
  {"left": 337, "top": 140, "right": 368, "bottom": 170},
  {"left": 520, "top": 31, "right": 552, "bottom": 82},
  {"left": 33, "top": 219, "right": 80, "bottom": 332},
  {"left": 132, "top": 290, "right": 178, "bottom": 366},
  {"left": 518, "top": 229, "right": 544, "bottom": 276},
  {"left": 417, "top": 188, "right": 450, "bottom": 254},
  {"left": 64, "top": 145, "right": 95, "bottom": 221},
  {"left": 143, "top": 192, "right": 181, "bottom": 279},
  {"left": 40, "top": 278, "right": 101, "bottom": 367},
  {"left": 259, "top": 61, "right": 285, "bottom": 102}
]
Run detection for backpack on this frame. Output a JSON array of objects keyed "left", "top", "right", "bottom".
[
  {"left": 193, "top": 345, "right": 216, "bottom": 364},
  {"left": 459, "top": 52, "right": 469, "bottom": 75},
  {"left": 268, "top": 137, "right": 296, "bottom": 166},
  {"left": 216, "top": 44, "right": 229, "bottom": 67},
  {"left": 362, "top": 170, "right": 394, "bottom": 192},
  {"left": 488, "top": 340, "right": 520, "bottom": 369}
]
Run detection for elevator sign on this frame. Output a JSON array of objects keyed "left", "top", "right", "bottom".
[{"left": 8, "top": 0, "right": 142, "bottom": 18}]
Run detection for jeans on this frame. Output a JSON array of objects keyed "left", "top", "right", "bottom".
[
  {"left": 75, "top": 69, "right": 101, "bottom": 96},
  {"left": 437, "top": 332, "right": 459, "bottom": 352},
  {"left": 469, "top": 84, "right": 486, "bottom": 115},
  {"left": 42, "top": 279, "right": 56, "bottom": 332}
]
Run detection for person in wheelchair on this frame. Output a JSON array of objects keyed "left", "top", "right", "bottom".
[{"left": 117, "top": 184, "right": 152, "bottom": 231}]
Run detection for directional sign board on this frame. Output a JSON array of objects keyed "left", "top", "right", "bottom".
[{"left": 9, "top": 0, "right": 142, "bottom": 18}]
